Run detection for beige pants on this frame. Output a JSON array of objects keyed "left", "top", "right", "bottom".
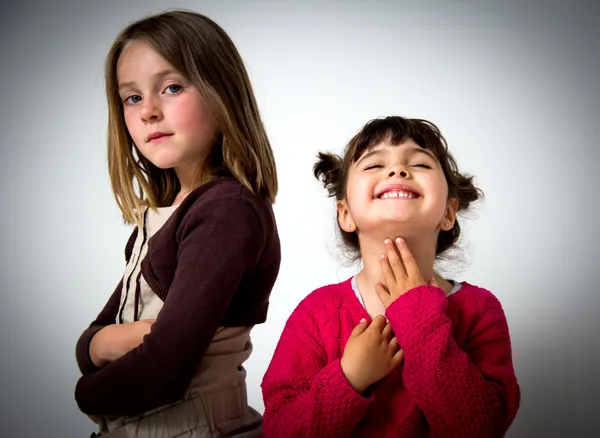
[{"left": 92, "top": 386, "right": 262, "bottom": 438}]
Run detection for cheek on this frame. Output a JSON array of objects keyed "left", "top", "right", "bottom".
[
  {"left": 426, "top": 175, "right": 450, "bottom": 211},
  {"left": 436, "top": 177, "right": 450, "bottom": 199},
  {"left": 171, "top": 95, "right": 214, "bottom": 137},
  {"left": 345, "top": 174, "right": 375, "bottom": 214},
  {"left": 123, "top": 110, "right": 141, "bottom": 139}
]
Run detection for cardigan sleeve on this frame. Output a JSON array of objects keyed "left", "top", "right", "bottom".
[
  {"left": 386, "top": 285, "right": 521, "bottom": 438},
  {"left": 75, "top": 228, "right": 138, "bottom": 375},
  {"left": 261, "top": 305, "right": 373, "bottom": 437},
  {"left": 75, "top": 280, "right": 123, "bottom": 374},
  {"left": 75, "top": 195, "right": 266, "bottom": 416}
]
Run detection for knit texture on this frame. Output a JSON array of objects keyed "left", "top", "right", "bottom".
[{"left": 261, "top": 279, "right": 520, "bottom": 437}]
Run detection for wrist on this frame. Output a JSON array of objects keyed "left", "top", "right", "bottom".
[{"left": 340, "top": 358, "right": 368, "bottom": 394}]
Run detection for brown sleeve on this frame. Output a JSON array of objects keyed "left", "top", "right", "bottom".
[
  {"left": 75, "top": 280, "right": 123, "bottom": 374},
  {"left": 75, "top": 194, "right": 267, "bottom": 416},
  {"left": 74, "top": 228, "right": 137, "bottom": 375}
]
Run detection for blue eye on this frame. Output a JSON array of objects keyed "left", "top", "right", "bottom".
[
  {"left": 165, "top": 84, "right": 182, "bottom": 94},
  {"left": 124, "top": 95, "right": 142, "bottom": 104}
]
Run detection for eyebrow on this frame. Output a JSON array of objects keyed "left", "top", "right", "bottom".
[
  {"left": 356, "top": 144, "right": 438, "bottom": 166},
  {"left": 118, "top": 69, "right": 180, "bottom": 92},
  {"left": 407, "top": 146, "right": 438, "bottom": 161},
  {"left": 356, "top": 149, "right": 384, "bottom": 166}
]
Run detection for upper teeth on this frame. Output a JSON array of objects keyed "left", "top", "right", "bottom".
[{"left": 380, "top": 190, "right": 417, "bottom": 199}]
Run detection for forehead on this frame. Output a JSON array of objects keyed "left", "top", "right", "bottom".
[{"left": 116, "top": 40, "right": 173, "bottom": 82}]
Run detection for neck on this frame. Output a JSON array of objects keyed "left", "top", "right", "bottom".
[
  {"left": 360, "top": 233, "right": 436, "bottom": 284},
  {"left": 173, "top": 158, "right": 210, "bottom": 206},
  {"left": 356, "top": 231, "right": 453, "bottom": 298},
  {"left": 175, "top": 163, "right": 199, "bottom": 194}
]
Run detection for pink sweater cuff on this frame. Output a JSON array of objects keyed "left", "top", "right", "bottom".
[
  {"left": 386, "top": 285, "right": 447, "bottom": 346},
  {"left": 313, "top": 358, "right": 374, "bottom": 419}
]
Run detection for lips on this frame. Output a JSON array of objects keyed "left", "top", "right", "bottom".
[
  {"left": 146, "top": 132, "right": 172, "bottom": 142},
  {"left": 375, "top": 184, "right": 422, "bottom": 199}
]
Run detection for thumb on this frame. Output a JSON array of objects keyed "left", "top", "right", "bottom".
[{"left": 351, "top": 318, "right": 368, "bottom": 337}]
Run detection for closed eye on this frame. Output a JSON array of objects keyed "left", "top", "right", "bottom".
[
  {"left": 412, "top": 163, "right": 432, "bottom": 169},
  {"left": 364, "top": 164, "right": 383, "bottom": 171}
]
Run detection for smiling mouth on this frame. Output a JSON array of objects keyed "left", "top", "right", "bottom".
[{"left": 377, "top": 190, "right": 421, "bottom": 200}]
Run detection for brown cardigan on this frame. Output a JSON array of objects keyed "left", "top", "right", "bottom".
[{"left": 75, "top": 177, "right": 281, "bottom": 416}]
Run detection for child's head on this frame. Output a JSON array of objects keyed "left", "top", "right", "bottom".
[
  {"left": 314, "top": 116, "right": 481, "bottom": 262},
  {"left": 105, "top": 10, "right": 277, "bottom": 224}
]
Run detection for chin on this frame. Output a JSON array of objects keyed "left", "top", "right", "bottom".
[
  {"left": 147, "top": 162, "right": 176, "bottom": 170},
  {"left": 380, "top": 213, "right": 413, "bottom": 224},
  {"left": 370, "top": 218, "right": 433, "bottom": 235},
  {"left": 146, "top": 155, "right": 182, "bottom": 170},
  {"left": 165, "top": 160, "right": 183, "bottom": 169}
]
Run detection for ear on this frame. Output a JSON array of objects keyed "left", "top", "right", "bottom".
[
  {"left": 440, "top": 197, "right": 459, "bottom": 231},
  {"left": 337, "top": 199, "right": 357, "bottom": 233}
]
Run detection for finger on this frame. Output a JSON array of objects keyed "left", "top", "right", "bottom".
[
  {"left": 380, "top": 254, "right": 396, "bottom": 289},
  {"left": 375, "top": 282, "right": 391, "bottom": 307},
  {"left": 351, "top": 318, "right": 368, "bottom": 337},
  {"left": 385, "top": 238, "right": 406, "bottom": 280},
  {"left": 388, "top": 336, "right": 399, "bottom": 353},
  {"left": 395, "top": 238, "right": 420, "bottom": 280},
  {"left": 382, "top": 322, "right": 393, "bottom": 341},
  {"left": 368, "top": 315, "right": 387, "bottom": 333},
  {"left": 391, "top": 348, "right": 405, "bottom": 366}
]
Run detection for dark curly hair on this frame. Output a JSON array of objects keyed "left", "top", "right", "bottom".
[{"left": 314, "top": 116, "right": 482, "bottom": 263}]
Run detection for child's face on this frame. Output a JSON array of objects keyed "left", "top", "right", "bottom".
[
  {"left": 339, "top": 140, "right": 455, "bottom": 239},
  {"left": 117, "top": 40, "right": 216, "bottom": 173}
]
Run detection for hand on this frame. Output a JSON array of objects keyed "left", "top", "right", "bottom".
[
  {"left": 90, "top": 319, "right": 156, "bottom": 367},
  {"left": 376, "top": 238, "right": 430, "bottom": 308},
  {"left": 340, "top": 315, "right": 404, "bottom": 394}
]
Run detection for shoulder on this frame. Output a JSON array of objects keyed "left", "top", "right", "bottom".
[
  {"left": 452, "top": 282, "right": 507, "bottom": 318},
  {"left": 176, "top": 177, "right": 275, "bottom": 235},
  {"left": 186, "top": 177, "right": 271, "bottom": 214},
  {"left": 288, "top": 278, "right": 353, "bottom": 325}
]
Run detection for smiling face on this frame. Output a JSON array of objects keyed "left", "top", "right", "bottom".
[
  {"left": 116, "top": 40, "right": 217, "bottom": 173},
  {"left": 337, "top": 139, "right": 458, "bottom": 239}
]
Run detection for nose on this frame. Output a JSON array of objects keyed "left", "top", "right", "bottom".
[
  {"left": 388, "top": 166, "right": 409, "bottom": 179},
  {"left": 140, "top": 97, "right": 163, "bottom": 123}
]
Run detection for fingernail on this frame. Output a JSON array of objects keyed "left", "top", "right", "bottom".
[
  {"left": 396, "top": 237, "right": 403, "bottom": 244},
  {"left": 360, "top": 318, "right": 367, "bottom": 324},
  {"left": 384, "top": 239, "right": 391, "bottom": 245}
]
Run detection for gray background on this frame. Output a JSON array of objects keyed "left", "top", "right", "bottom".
[{"left": 1, "top": 0, "right": 598, "bottom": 437}]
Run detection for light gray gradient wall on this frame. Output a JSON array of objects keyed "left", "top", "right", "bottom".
[{"left": 1, "top": 0, "right": 598, "bottom": 437}]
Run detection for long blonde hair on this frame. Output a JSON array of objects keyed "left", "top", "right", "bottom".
[{"left": 105, "top": 10, "right": 278, "bottom": 225}]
